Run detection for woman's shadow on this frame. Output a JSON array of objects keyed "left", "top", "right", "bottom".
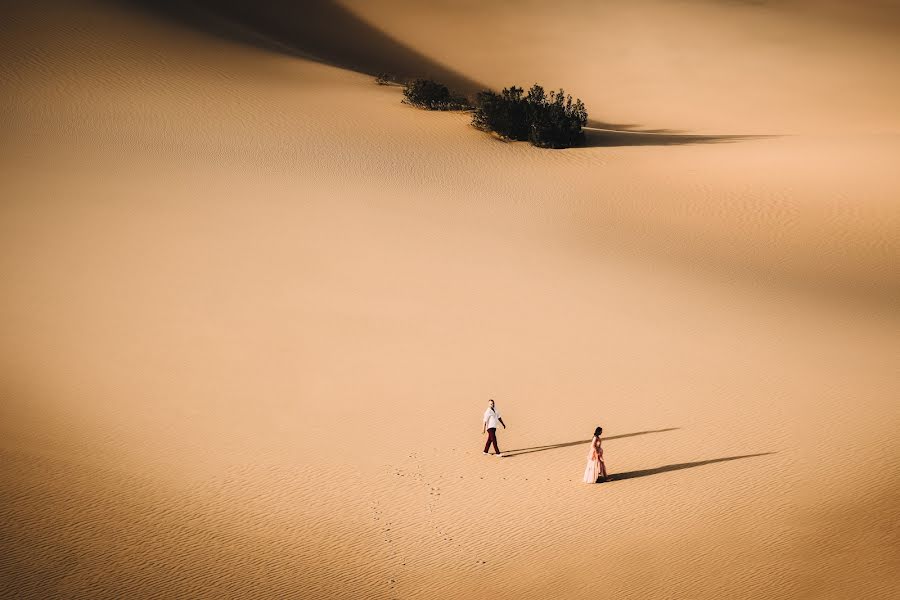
[
  {"left": 606, "top": 452, "right": 775, "bottom": 482},
  {"left": 501, "top": 428, "right": 775, "bottom": 482}
]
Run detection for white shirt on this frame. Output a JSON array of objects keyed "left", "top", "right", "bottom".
[{"left": 483, "top": 407, "right": 501, "bottom": 429}]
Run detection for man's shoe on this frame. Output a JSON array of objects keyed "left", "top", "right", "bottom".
[{"left": 483, "top": 451, "right": 489, "bottom": 455}]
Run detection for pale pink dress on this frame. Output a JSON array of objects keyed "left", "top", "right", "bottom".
[{"left": 582, "top": 435, "right": 607, "bottom": 483}]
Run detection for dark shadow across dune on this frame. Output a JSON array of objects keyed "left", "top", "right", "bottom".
[
  {"left": 501, "top": 428, "right": 679, "bottom": 458},
  {"left": 607, "top": 452, "right": 775, "bottom": 482},
  {"left": 583, "top": 127, "right": 769, "bottom": 148},
  {"left": 125, "top": 1, "right": 766, "bottom": 148},
  {"left": 586, "top": 120, "right": 684, "bottom": 134},
  {"left": 124, "top": 0, "right": 485, "bottom": 95}
]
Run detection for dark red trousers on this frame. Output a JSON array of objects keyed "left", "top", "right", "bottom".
[{"left": 484, "top": 427, "right": 500, "bottom": 454}]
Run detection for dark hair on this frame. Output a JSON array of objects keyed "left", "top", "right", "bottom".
[{"left": 594, "top": 426, "right": 603, "bottom": 437}]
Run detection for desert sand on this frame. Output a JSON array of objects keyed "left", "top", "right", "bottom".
[{"left": 1, "top": 1, "right": 898, "bottom": 598}]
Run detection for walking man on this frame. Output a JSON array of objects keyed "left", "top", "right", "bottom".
[{"left": 483, "top": 399, "right": 506, "bottom": 456}]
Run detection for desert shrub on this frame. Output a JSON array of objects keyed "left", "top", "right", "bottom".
[
  {"left": 402, "top": 78, "right": 469, "bottom": 110},
  {"left": 471, "top": 86, "right": 529, "bottom": 141},
  {"left": 525, "top": 85, "right": 587, "bottom": 148},
  {"left": 472, "top": 84, "right": 588, "bottom": 148}
]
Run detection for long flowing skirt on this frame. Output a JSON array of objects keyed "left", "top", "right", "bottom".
[{"left": 583, "top": 456, "right": 604, "bottom": 483}]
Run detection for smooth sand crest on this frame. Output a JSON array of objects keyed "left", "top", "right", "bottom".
[{"left": 2, "top": 1, "right": 899, "bottom": 598}]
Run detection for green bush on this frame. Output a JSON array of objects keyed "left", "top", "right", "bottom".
[
  {"left": 471, "top": 86, "right": 529, "bottom": 141},
  {"left": 473, "top": 84, "right": 587, "bottom": 148},
  {"left": 526, "top": 85, "right": 587, "bottom": 148},
  {"left": 402, "top": 78, "right": 470, "bottom": 110}
]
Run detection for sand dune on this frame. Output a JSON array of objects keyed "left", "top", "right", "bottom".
[
  {"left": 345, "top": 0, "right": 900, "bottom": 134},
  {"left": 1, "top": 0, "right": 899, "bottom": 598},
  {"left": 130, "top": 0, "right": 485, "bottom": 94}
]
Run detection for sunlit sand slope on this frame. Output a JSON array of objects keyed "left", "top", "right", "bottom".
[{"left": 1, "top": 1, "right": 898, "bottom": 598}]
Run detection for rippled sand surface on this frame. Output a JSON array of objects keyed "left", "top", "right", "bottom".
[{"left": 2, "top": 1, "right": 898, "bottom": 598}]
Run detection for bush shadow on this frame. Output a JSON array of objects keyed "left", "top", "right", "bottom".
[{"left": 583, "top": 127, "right": 770, "bottom": 148}]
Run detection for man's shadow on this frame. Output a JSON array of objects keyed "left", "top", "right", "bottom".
[
  {"left": 605, "top": 452, "right": 776, "bottom": 482},
  {"left": 501, "top": 428, "right": 680, "bottom": 458}
]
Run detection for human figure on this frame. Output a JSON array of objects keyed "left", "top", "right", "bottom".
[
  {"left": 482, "top": 399, "right": 506, "bottom": 456},
  {"left": 582, "top": 426, "right": 608, "bottom": 483}
]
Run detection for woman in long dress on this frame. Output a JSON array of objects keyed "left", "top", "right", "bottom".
[{"left": 583, "top": 426, "right": 608, "bottom": 483}]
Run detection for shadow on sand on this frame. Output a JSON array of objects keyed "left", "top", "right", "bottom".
[
  {"left": 606, "top": 452, "right": 776, "bottom": 482},
  {"left": 583, "top": 127, "right": 769, "bottom": 148},
  {"left": 125, "top": 0, "right": 485, "bottom": 95},
  {"left": 128, "top": 1, "right": 767, "bottom": 147},
  {"left": 501, "top": 428, "right": 679, "bottom": 458}
]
